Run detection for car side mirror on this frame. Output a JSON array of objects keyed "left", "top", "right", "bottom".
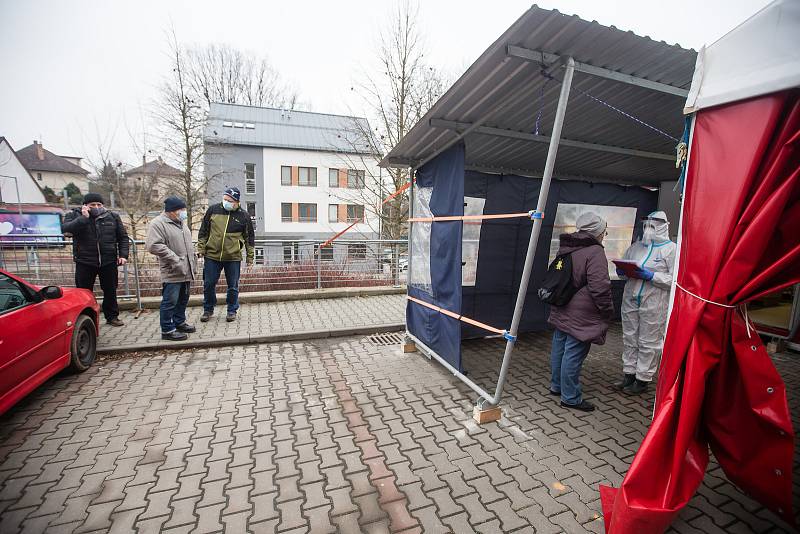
[{"left": 41, "top": 286, "right": 63, "bottom": 300}]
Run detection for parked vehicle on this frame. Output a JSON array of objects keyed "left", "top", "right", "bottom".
[{"left": 0, "top": 270, "right": 100, "bottom": 416}]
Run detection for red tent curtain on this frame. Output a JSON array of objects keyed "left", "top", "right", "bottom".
[{"left": 601, "top": 89, "right": 800, "bottom": 533}]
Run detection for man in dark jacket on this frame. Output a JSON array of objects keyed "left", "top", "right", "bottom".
[
  {"left": 197, "top": 187, "right": 255, "bottom": 323},
  {"left": 61, "top": 193, "right": 129, "bottom": 326},
  {"left": 548, "top": 212, "right": 614, "bottom": 412}
]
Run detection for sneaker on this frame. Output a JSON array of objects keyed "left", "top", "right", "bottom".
[
  {"left": 561, "top": 400, "right": 596, "bottom": 412},
  {"left": 162, "top": 331, "right": 188, "bottom": 341},
  {"left": 200, "top": 311, "right": 213, "bottom": 322},
  {"left": 615, "top": 373, "right": 636, "bottom": 391},
  {"left": 623, "top": 379, "right": 649, "bottom": 395},
  {"left": 226, "top": 312, "right": 236, "bottom": 322},
  {"left": 107, "top": 318, "right": 124, "bottom": 327},
  {"left": 176, "top": 323, "right": 196, "bottom": 333}
]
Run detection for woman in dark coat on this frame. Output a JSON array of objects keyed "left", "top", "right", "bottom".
[{"left": 548, "top": 212, "right": 614, "bottom": 412}]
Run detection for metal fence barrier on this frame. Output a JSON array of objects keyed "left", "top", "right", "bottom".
[{"left": 0, "top": 236, "right": 407, "bottom": 309}]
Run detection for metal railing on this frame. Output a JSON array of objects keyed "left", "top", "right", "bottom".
[{"left": 0, "top": 235, "right": 407, "bottom": 308}]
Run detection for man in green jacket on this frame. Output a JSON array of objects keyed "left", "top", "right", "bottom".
[{"left": 197, "top": 187, "right": 255, "bottom": 322}]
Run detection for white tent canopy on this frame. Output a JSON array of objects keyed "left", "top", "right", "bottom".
[{"left": 684, "top": 0, "right": 800, "bottom": 113}]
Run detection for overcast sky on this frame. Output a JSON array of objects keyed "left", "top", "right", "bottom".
[{"left": 0, "top": 0, "right": 771, "bottom": 167}]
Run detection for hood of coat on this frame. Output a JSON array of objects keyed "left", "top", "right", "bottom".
[{"left": 557, "top": 231, "right": 603, "bottom": 254}]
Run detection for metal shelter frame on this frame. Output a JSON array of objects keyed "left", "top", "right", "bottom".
[{"left": 386, "top": 6, "right": 696, "bottom": 410}]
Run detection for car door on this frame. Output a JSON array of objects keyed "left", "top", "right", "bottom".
[{"left": 0, "top": 273, "right": 67, "bottom": 406}]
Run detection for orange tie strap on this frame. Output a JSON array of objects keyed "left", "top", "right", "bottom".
[
  {"left": 409, "top": 211, "right": 535, "bottom": 223},
  {"left": 406, "top": 295, "right": 515, "bottom": 340},
  {"left": 382, "top": 179, "right": 414, "bottom": 205},
  {"left": 318, "top": 218, "right": 362, "bottom": 250}
]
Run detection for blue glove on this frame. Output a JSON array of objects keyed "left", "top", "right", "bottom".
[{"left": 634, "top": 267, "right": 654, "bottom": 281}]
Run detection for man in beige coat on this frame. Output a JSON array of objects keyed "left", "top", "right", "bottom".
[{"left": 145, "top": 196, "right": 198, "bottom": 341}]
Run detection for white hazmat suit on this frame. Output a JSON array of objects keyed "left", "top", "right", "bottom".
[{"left": 620, "top": 211, "right": 676, "bottom": 384}]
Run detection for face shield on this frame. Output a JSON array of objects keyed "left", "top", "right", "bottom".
[{"left": 642, "top": 215, "right": 669, "bottom": 244}]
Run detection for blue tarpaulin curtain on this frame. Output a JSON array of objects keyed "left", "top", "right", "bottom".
[{"left": 406, "top": 143, "right": 465, "bottom": 370}]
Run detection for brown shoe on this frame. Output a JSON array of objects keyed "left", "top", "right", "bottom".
[{"left": 107, "top": 318, "right": 124, "bottom": 327}]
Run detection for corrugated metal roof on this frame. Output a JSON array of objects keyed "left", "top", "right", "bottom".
[
  {"left": 204, "top": 103, "right": 373, "bottom": 155},
  {"left": 381, "top": 5, "right": 698, "bottom": 185}
]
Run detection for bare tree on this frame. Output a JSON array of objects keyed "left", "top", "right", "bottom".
[
  {"left": 185, "top": 43, "right": 299, "bottom": 109},
  {"left": 152, "top": 32, "right": 207, "bottom": 230},
  {"left": 343, "top": 1, "right": 447, "bottom": 240}
]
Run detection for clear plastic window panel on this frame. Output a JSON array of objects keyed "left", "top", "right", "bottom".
[
  {"left": 549, "top": 203, "right": 638, "bottom": 280},
  {"left": 462, "top": 196, "right": 485, "bottom": 286},
  {"left": 409, "top": 187, "right": 433, "bottom": 294}
]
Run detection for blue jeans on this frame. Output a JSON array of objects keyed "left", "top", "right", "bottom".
[
  {"left": 160, "top": 281, "right": 190, "bottom": 333},
  {"left": 203, "top": 258, "right": 241, "bottom": 314},
  {"left": 550, "top": 329, "right": 592, "bottom": 405}
]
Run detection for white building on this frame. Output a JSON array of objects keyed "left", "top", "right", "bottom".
[
  {"left": 0, "top": 137, "right": 46, "bottom": 204},
  {"left": 16, "top": 140, "right": 90, "bottom": 195},
  {"left": 204, "top": 103, "right": 382, "bottom": 262}
]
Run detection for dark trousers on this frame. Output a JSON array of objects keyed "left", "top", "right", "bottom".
[
  {"left": 160, "top": 282, "right": 190, "bottom": 333},
  {"left": 550, "top": 328, "right": 592, "bottom": 405},
  {"left": 202, "top": 258, "right": 241, "bottom": 314},
  {"left": 75, "top": 262, "right": 119, "bottom": 321}
]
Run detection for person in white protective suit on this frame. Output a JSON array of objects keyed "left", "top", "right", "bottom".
[{"left": 615, "top": 211, "right": 677, "bottom": 395}]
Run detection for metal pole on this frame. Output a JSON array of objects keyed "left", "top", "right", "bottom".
[
  {"left": 404, "top": 172, "right": 416, "bottom": 345},
  {"left": 316, "top": 242, "right": 322, "bottom": 290},
  {"left": 485, "top": 57, "right": 576, "bottom": 407},
  {"left": 393, "top": 242, "right": 400, "bottom": 286},
  {"left": 406, "top": 171, "right": 415, "bottom": 286},
  {"left": 130, "top": 238, "right": 143, "bottom": 313},
  {"left": 63, "top": 189, "right": 69, "bottom": 210}
]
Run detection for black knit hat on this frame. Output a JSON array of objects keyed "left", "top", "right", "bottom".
[
  {"left": 164, "top": 196, "right": 187, "bottom": 212},
  {"left": 83, "top": 193, "right": 104, "bottom": 205}
]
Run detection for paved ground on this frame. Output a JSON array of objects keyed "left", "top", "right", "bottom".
[
  {"left": 0, "top": 325, "right": 797, "bottom": 533},
  {"left": 98, "top": 294, "right": 407, "bottom": 352}
]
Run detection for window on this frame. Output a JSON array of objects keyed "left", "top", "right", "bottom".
[
  {"left": 0, "top": 273, "right": 32, "bottom": 315},
  {"left": 346, "top": 204, "right": 364, "bottom": 222},
  {"left": 281, "top": 166, "right": 292, "bottom": 186},
  {"left": 549, "top": 203, "right": 638, "bottom": 280},
  {"left": 36, "top": 173, "right": 42, "bottom": 181},
  {"left": 246, "top": 202, "right": 257, "bottom": 227},
  {"left": 281, "top": 203, "right": 292, "bottom": 222},
  {"left": 283, "top": 242, "right": 299, "bottom": 263},
  {"left": 462, "top": 197, "right": 486, "bottom": 286},
  {"left": 410, "top": 187, "right": 433, "bottom": 294},
  {"left": 348, "top": 243, "right": 367, "bottom": 260},
  {"left": 316, "top": 244, "right": 334, "bottom": 262},
  {"left": 328, "top": 204, "right": 338, "bottom": 223},
  {"left": 244, "top": 163, "right": 256, "bottom": 194},
  {"left": 254, "top": 247, "right": 265, "bottom": 264},
  {"left": 298, "top": 167, "right": 317, "bottom": 187},
  {"left": 329, "top": 168, "right": 339, "bottom": 188},
  {"left": 347, "top": 169, "right": 365, "bottom": 189},
  {"left": 298, "top": 203, "right": 317, "bottom": 222}
]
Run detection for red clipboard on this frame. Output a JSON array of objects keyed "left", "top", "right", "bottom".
[{"left": 612, "top": 259, "right": 641, "bottom": 277}]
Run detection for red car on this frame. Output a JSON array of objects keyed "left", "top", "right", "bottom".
[{"left": 0, "top": 270, "right": 100, "bottom": 416}]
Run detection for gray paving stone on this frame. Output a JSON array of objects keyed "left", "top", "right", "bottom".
[{"left": 0, "top": 322, "right": 795, "bottom": 534}]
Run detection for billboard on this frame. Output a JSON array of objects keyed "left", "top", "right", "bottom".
[{"left": 0, "top": 212, "right": 63, "bottom": 243}]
